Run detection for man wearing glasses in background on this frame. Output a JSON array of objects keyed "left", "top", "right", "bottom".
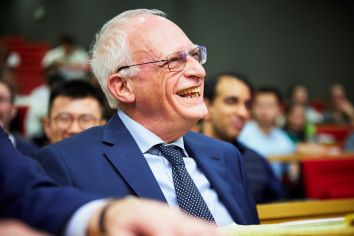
[
  {"left": 37, "top": 9, "right": 259, "bottom": 225},
  {"left": 43, "top": 80, "right": 106, "bottom": 144}
]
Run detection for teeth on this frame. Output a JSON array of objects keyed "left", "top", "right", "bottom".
[{"left": 177, "top": 87, "right": 201, "bottom": 97}]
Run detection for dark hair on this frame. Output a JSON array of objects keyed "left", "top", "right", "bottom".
[
  {"left": 287, "top": 84, "right": 309, "bottom": 100},
  {"left": 204, "top": 71, "right": 254, "bottom": 102},
  {"left": 48, "top": 80, "right": 105, "bottom": 116},
  {"left": 285, "top": 102, "right": 305, "bottom": 115},
  {"left": 59, "top": 34, "right": 76, "bottom": 46},
  {"left": 0, "top": 79, "right": 16, "bottom": 104},
  {"left": 255, "top": 86, "right": 283, "bottom": 104}
]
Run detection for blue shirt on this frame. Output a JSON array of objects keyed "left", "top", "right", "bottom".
[
  {"left": 118, "top": 111, "right": 234, "bottom": 226},
  {"left": 238, "top": 121, "right": 296, "bottom": 178}
]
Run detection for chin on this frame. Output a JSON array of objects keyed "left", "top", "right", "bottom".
[{"left": 188, "top": 104, "right": 208, "bottom": 120}]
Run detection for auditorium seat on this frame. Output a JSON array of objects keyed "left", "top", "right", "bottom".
[
  {"left": 302, "top": 156, "right": 354, "bottom": 199},
  {"left": 316, "top": 125, "right": 352, "bottom": 144},
  {"left": 1, "top": 36, "right": 50, "bottom": 95}
]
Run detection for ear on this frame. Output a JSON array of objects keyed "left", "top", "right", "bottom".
[
  {"left": 107, "top": 74, "right": 135, "bottom": 104},
  {"left": 43, "top": 117, "right": 51, "bottom": 139},
  {"left": 9, "top": 105, "right": 17, "bottom": 120}
]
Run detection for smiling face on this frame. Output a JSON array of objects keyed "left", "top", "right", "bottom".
[
  {"left": 111, "top": 14, "right": 207, "bottom": 142},
  {"left": 44, "top": 96, "right": 105, "bottom": 143},
  {"left": 207, "top": 76, "right": 252, "bottom": 142}
]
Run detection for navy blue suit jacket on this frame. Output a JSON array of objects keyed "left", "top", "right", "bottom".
[
  {"left": 0, "top": 128, "right": 98, "bottom": 235},
  {"left": 37, "top": 114, "right": 259, "bottom": 225},
  {"left": 14, "top": 134, "right": 39, "bottom": 157}
]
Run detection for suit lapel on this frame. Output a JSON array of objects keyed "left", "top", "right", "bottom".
[
  {"left": 101, "top": 114, "right": 167, "bottom": 202},
  {"left": 184, "top": 132, "right": 246, "bottom": 224}
]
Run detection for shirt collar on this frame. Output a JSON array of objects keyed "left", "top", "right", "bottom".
[
  {"left": 8, "top": 133, "right": 16, "bottom": 147},
  {"left": 117, "top": 110, "right": 187, "bottom": 155}
]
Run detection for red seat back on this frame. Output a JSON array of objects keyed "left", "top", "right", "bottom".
[{"left": 302, "top": 157, "right": 354, "bottom": 199}]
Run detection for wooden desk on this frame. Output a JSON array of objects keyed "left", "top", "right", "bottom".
[
  {"left": 267, "top": 152, "right": 354, "bottom": 163},
  {"left": 257, "top": 198, "right": 354, "bottom": 224}
]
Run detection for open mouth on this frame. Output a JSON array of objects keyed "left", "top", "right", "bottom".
[{"left": 176, "top": 86, "right": 201, "bottom": 98}]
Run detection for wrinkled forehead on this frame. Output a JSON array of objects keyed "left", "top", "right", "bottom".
[{"left": 126, "top": 14, "right": 195, "bottom": 58}]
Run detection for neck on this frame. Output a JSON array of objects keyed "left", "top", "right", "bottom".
[
  {"left": 122, "top": 109, "right": 192, "bottom": 144},
  {"left": 256, "top": 122, "right": 273, "bottom": 134}
]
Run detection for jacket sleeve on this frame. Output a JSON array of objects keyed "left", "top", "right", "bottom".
[
  {"left": 0, "top": 128, "right": 98, "bottom": 235},
  {"left": 36, "top": 145, "right": 75, "bottom": 186}
]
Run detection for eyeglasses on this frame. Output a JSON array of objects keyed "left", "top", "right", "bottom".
[
  {"left": 53, "top": 113, "right": 99, "bottom": 130},
  {"left": 116, "top": 45, "right": 207, "bottom": 73}
]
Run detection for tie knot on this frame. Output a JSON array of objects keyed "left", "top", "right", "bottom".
[{"left": 155, "top": 144, "right": 185, "bottom": 166}]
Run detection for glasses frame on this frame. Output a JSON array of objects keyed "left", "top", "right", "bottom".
[
  {"left": 116, "top": 45, "right": 207, "bottom": 73},
  {"left": 52, "top": 113, "right": 100, "bottom": 130}
]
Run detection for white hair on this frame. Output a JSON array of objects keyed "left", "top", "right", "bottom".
[{"left": 90, "top": 9, "right": 167, "bottom": 108}]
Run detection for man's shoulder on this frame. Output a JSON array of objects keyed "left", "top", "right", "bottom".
[
  {"left": 14, "top": 135, "right": 39, "bottom": 156},
  {"left": 239, "top": 121, "right": 259, "bottom": 138},
  {"left": 46, "top": 126, "right": 103, "bottom": 151}
]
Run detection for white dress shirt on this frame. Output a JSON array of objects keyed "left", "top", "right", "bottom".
[{"left": 118, "top": 111, "right": 234, "bottom": 226}]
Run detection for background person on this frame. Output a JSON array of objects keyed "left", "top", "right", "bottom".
[
  {"left": 323, "top": 83, "right": 354, "bottom": 125},
  {"left": 0, "top": 79, "right": 38, "bottom": 156},
  {"left": 288, "top": 84, "right": 323, "bottom": 124},
  {"left": 239, "top": 87, "right": 296, "bottom": 179},
  {"left": 42, "top": 34, "right": 89, "bottom": 80},
  {"left": 203, "top": 72, "right": 282, "bottom": 203},
  {"left": 43, "top": 80, "right": 106, "bottom": 144}
]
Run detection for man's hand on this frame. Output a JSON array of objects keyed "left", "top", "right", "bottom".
[{"left": 88, "top": 197, "right": 224, "bottom": 236}]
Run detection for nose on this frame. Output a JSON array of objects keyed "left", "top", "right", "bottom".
[
  {"left": 183, "top": 55, "right": 206, "bottom": 80},
  {"left": 237, "top": 104, "right": 250, "bottom": 119},
  {"left": 67, "top": 120, "right": 82, "bottom": 135}
]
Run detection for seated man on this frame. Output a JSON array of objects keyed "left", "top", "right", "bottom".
[
  {"left": 37, "top": 9, "right": 259, "bottom": 225},
  {"left": 0, "top": 127, "right": 222, "bottom": 236},
  {"left": 43, "top": 80, "right": 106, "bottom": 144},
  {"left": 323, "top": 83, "right": 354, "bottom": 125},
  {"left": 0, "top": 79, "right": 38, "bottom": 156},
  {"left": 203, "top": 72, "right": 282, "bottom": 203},
  {"left": 42, "top": 34, "right": 89, "bottom": 80},
  {"left": 238, "top": 87, "right": 296, "bottom": 179}
]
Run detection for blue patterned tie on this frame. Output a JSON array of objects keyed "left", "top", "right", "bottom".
[{"left": 155, "top": 144, "right": 215, "bottom": 223}]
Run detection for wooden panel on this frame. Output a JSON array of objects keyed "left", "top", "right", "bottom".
[
  {"left": 257, "top": 198, "right": 354, "bottom": 224},
  {"left": 267, "top": 153, "right": 354, "bottom": 163}
]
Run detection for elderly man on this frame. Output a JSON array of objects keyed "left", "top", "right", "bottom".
[{"left": 37, "top": 9, "right": 258, "bottom": 225}]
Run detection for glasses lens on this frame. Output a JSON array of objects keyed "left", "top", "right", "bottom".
[
  {"left": 78, "top": 114, "right": 98, "bottom": 129},
  {"left": 198, "top": 46, "right": 207, "bottom": 65},
  {"left": 167, "top": 51, "right": 186, "bottom": 72},
  {"left": 54, "top": 114, "right": 73, "bottom": 130},
  {"left": 166, "top": 46, "right": 207, "bottom": 72},
  {"left": 188, "top": 46, "right": 207, "bottom": 65}
]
